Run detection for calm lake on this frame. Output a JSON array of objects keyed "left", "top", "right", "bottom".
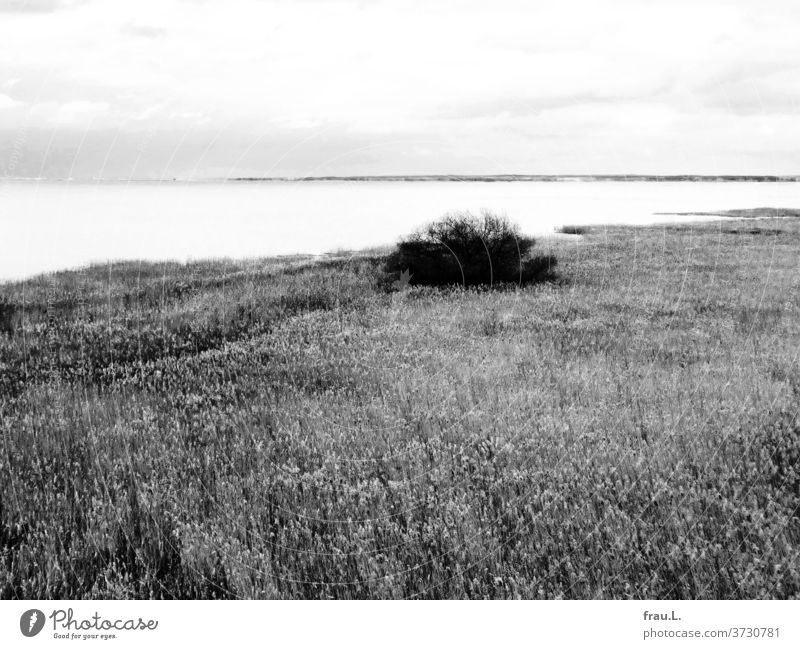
[{"left": 1, "top": 180, "right": 797, "bottom": 281}]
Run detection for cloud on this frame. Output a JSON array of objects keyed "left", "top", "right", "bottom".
[
  {"left": 0, "top": 0, "right": 83, "bottom": 12},
  {"left": 0, "top": 93, "right": 23, "bottom": 109},
  {"left": 25, "top": 100, "right": 110, "bottom": 126},
  {"left": 122, "top": 23, "right": 166, "bottom": 39},
  {"left": 56, "top": 100, "right": 109, "bottom": 124}
]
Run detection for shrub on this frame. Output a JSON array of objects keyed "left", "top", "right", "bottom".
[
  {"left": 384, "top": 211, "right": 556, "bottom": 286},
  {"left": 557, "top": 225, "right": 588, "bottom": 235},
  {"left": 0, "top": 296, "right": 17, "bottom": 337}
]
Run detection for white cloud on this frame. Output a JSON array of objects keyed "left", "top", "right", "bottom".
[
  {"left": 0, "top": 0, "right": 85, "bottom": 12},
  {"left": 0, "top": 93, "right": 23, "bottom": 109},
  {"left": 25, "top": 99, "right": 110, "bottom": 126}
]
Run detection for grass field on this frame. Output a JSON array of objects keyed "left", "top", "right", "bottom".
[{"left": 1, "top": 218, "right": 798, "bottom": 599}]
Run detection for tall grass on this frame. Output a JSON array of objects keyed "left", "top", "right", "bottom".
[{"left": 1, "top": 220, "right": 798, "bottom": 598}]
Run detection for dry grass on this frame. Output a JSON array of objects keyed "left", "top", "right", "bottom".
[{"left": 1, "top": 219, "right": 798, "bottom": 599}]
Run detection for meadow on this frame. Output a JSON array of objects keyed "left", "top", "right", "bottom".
[{"left": 1, "top": 218, "right": 798, "bottom": 599}]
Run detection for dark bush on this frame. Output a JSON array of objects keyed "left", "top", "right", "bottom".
[
  {"left": 557, "top": 225, "right": 588, "bottom": 235},
  {"left": 0, "top": 296, "right": 17, "bottom": 337},
  {"left": 384, "top": 211, "right": 556, "bottom": 287}
]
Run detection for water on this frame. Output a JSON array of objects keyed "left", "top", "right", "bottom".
[{"left": 1, "top": 180, "right": 797, "bottom": 281}]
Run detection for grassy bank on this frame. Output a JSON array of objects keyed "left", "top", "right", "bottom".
[{"left": 1, "top": 219, "right": 798, "bottom": 599}]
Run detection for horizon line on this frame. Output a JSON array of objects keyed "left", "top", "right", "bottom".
[{"left": 3, "top": 173, "right": 800, "bottom": 183}]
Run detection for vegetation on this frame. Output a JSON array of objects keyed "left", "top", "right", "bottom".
[
  {"left": 384, "top": 211, "right": 555, "bottom": 286},
  {"left": 0, "top": 296, "right": 15, "bottom": 337},
  {"left": 556, "top": 225, "right": 589, "bottom": 235},
  {"left": 1, "top": 218, "right": 798, "bottom": 599},
  {"left": 657, "top": 207, "right": 800, "bottom": 219}
]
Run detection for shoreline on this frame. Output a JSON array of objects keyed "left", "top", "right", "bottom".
[{"left": 2, "top": 175, "right": 800, "bottom": 184}]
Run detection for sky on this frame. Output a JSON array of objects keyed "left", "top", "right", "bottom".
[{"left": 0, "top": 0, "right": 798, "bottom": 179}]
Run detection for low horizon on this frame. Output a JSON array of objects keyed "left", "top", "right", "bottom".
[{"left": 4, "top": 172, "right": 800, "bottom": 182}]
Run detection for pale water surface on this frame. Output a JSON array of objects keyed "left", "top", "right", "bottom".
[{"left": 1, "top": 180, "right": 797, "bottom": 281}]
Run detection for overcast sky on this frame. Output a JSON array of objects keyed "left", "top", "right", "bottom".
[{"left": 0, "top": 0, "right": 798, "bottom": 178}]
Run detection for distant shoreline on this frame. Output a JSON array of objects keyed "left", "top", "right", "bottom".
[
  {"left": 231, "top": 174, "right": 800, "bottom": 183},
  {"left": 3, "top": 175, "right": 799, "bottom": 183}
]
